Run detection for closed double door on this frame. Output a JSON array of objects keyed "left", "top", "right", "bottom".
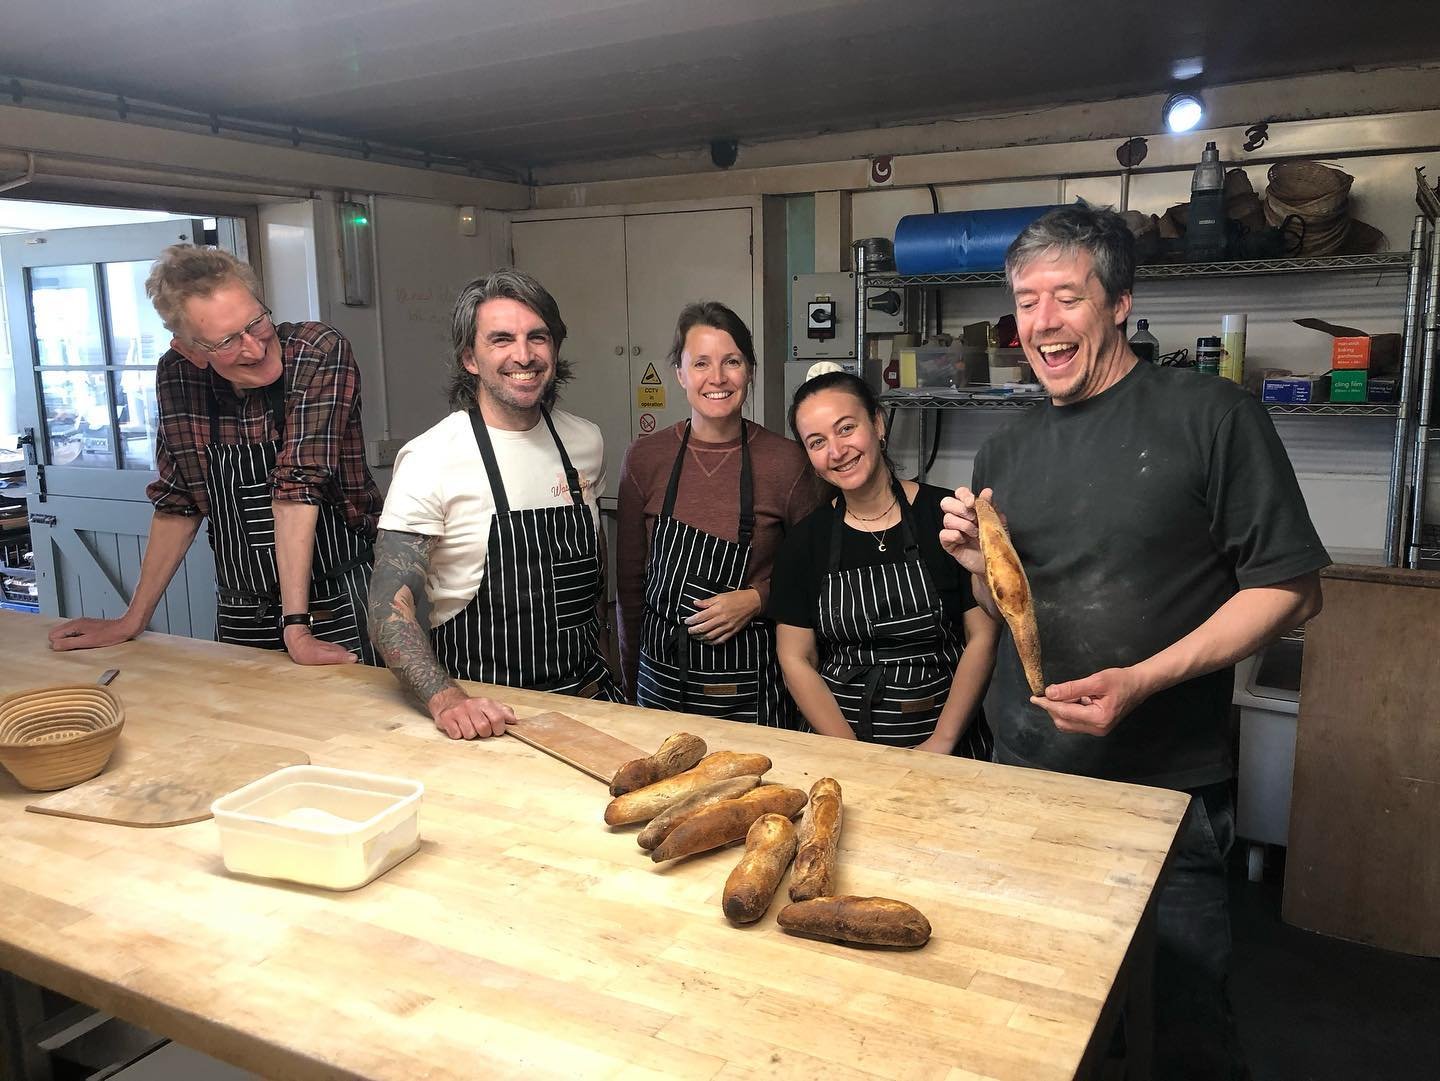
[{"left": 512, "top": 209, "right": 754, "bottom": 458}]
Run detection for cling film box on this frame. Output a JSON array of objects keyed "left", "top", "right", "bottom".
[{"left": 1329, "top": 369, "right": 1368, "bottom": 403}]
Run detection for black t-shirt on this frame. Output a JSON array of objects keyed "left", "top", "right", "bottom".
[
  {"left": 768, "top": 483, "right": 977, "bottom": 631},
  {"left": 973, "top": 361, "right": 1329, "bottom": 788}
]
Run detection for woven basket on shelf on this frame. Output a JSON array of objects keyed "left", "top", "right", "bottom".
[{"left": 0, "top": 685, "right": 124, "bottom": 791}]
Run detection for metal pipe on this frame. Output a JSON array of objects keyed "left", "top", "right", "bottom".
[
  {"left": 1405, "top": 225, "right": 1440, "bottom": 567},
  {"left": 0, "top": 152, "right": 34, "bottom": 194},
  {"left": 1385, "top": 216, "right": 1429, "bottom": 565},
  {"left": 853, "top": 241, "right": 866, "bottom": 382}
]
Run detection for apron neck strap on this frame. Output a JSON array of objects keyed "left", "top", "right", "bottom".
[
  {"left": 469, "top": 406, "right": 583, "bottom": 515},
  {"left": 827, "top": 472, "right": 918, "bottom": 571},
  {"left": 662, "top": 420, "right": 755, "bottom": 546}
]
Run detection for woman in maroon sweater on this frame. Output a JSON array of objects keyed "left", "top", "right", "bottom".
[{"left": 616, "top": 302, "right": 822, "bottom": 727}]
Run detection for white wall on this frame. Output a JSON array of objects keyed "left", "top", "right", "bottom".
[{"left": 259, "top": 194, "right": 509, "bottom": 490}]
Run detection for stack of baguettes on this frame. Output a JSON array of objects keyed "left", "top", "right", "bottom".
[{"left": 604, "top": 733, "right": 932, "bottom": 947}]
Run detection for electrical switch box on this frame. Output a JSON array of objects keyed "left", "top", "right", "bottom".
[
  {"left": 791, "top": 273, "right": 856, "bottom": 360},
  {"left": 807, "top": 299, "right": 837, "bottom": 340}
]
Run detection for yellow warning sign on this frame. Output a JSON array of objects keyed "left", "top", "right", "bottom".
[
  {"left": 638, "top": 386, "right": 666, "bottom": 408},
  {"left": 639, "top": 363, "right": 663, "bottom": 386}
]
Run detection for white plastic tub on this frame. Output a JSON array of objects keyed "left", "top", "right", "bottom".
[{"left": 211, "top": 765, "right": 423, "bottom": 891}]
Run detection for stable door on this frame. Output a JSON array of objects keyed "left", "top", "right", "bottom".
[{"left": 3, "top": 219, "right": 218, "bottom": 631}]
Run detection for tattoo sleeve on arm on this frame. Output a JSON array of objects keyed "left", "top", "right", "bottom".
[{"left": 369, "top": 529, "right": 457, "bottom": 709}]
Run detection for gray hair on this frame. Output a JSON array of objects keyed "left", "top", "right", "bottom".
[
  {"left": 145, "top": 244, "right": 261, "bottom": 335},
  {"left": 446, "top": 268, "right": 572, "bottom": 411},
  {"left": 1004, "top": 203, "right": 1136, "bottom": 305}
]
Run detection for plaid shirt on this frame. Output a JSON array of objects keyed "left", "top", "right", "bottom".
[{"left": 146, "top": 320, "right": 381, "bottom": 538}]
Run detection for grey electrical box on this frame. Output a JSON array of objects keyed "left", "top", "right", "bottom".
[
  {"left": 790, "top": 273, "right": 855, "bottom": 360},
  {"left": 864, "top": 287, "right": 907, "bottom": 335}
]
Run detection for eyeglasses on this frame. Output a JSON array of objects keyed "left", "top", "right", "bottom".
[{"left": 192, "top": 306, "right": 274, "bottom": 360}]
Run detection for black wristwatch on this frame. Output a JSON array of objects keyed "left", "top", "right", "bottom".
[{"left": 281, "top": 612, "right": 313, "bottom": 629}]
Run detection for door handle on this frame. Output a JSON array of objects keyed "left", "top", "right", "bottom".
[{"left": 29, "top": 513, "right": 57, "bottom": 526}]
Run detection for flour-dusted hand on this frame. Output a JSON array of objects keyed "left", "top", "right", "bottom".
[
  {"left": 938, "top": 486, "right": 992, "bottom": 578},
  {"left": 1030, "top": 667, "right": 1151, "bottom": 737}
]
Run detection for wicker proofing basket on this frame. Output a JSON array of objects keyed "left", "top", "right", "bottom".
[{"left": 0, "top": 685, "right": 124, "bottom": 791}]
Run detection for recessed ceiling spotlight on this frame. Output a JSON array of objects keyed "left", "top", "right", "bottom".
[{"left": 1163, "top": 92, "right": 1205, "bottom": 134}]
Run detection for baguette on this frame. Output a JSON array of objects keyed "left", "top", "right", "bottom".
[
  {"left": 604, "top": 751, "right": 771, "bottom": 826},
  {"left": 975, "top": 496, "right": 1044, "bottom": 695},
  {"left": 608, "top": 732, "right": 707, "bottom": 797},
  {"left": 723, "top": 814, "right": 799, "bottom": 924},
  {"left": 789, "top": 777, "right": 843, "bottom": 901},
  {"left": 637, "top": 775, "right": 763, "bottom": 851},
  {"left": 649, "top": 784, "right": 808, "bottom": 863},
  {"left": 777, "top": 896, "right": 932, "bottom": 948}
]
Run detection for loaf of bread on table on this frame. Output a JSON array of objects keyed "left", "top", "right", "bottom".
[
  {"left": 778, "top": 896, "right": 931, "bottom": 948},
  {"left": 604, "top": 751, "right": 771, "bottom": 826},
  {"left": 637, "top": 775, "right": 762, "bottom": 851},
  {"left": 789, "top": 777, "right": 843, "bottom": 902},
  {"left": 723, "top": 813, "right": 799, "bottom": 924},
  {"left": 649, "top": 784, "right": 807, "bottom": 863},
  {"left": 609, "top": 732, "right": 707, "bottom": 797},
  {"left": 975, "top": 496, "right": 1044, "bottom": 695}
]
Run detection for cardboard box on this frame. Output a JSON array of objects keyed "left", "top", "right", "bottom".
[
  {"left": 1367, "top": 376, "right": 1399, "bottom": 403},
  {"left": 1296, "top": 318, "right": 1400, "bottom": 374},
  {"left": 1329, "top": 369, "right": 1368, "bottom": 403},
  {"left": 1262, "top": 377, "right": 1322, "bottom": 404}
]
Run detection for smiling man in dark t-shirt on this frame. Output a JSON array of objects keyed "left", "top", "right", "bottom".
[{"left": 940, "top": 203, "right": 1329, "bottom": 1079}]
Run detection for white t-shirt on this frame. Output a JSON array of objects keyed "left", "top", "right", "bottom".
[{"left": 379, "top": 408, "right": 607, "bottom": 626}]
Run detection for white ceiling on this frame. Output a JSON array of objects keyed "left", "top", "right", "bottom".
[{"left": 2, "top": 0, "right": 1439, "bottom": 175}]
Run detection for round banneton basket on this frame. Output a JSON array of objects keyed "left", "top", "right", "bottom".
[{"left": 0, "top": 685, "right": 125, "bottom": 791}]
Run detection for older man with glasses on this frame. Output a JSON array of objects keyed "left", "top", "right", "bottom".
[{"left": 49, "top": 244, "right": 383, "bottom": 665}]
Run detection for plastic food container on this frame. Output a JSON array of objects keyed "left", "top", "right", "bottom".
[{"left": 211, "top": 765, "right": 423, "bottom": 891}]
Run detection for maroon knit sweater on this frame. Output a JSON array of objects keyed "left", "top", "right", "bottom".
[{"left": 615, "top": 420, "right": 825, "bottom": 702}]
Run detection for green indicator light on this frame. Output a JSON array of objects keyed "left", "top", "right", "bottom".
[{"left": 352, "top": 215, "right": 369, "bottom": 226}]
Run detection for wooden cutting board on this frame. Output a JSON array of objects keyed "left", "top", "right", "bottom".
[
  {"left": 26, "top": 734, "right": 308, "bottom": 827},
  {"left": 506, "top": 711, "right": 644, "bottom": 785}
]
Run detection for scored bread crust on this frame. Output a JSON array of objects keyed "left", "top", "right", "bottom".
[{"left": 974, "top": 497, "right": 1045, "bottom": 695}]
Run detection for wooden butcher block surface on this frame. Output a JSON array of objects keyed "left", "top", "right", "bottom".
[{"left": 0, "top": 614, "right": 1188, "bottom": 1081}]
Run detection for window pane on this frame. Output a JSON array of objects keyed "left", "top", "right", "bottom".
[
  {"left": 105, "top": 261, "right": 171, "bottom": 366},
  {"left": 28, "top": 265, "right": 105, "bottom": 367},
  {"left": 117, "top": 367, "right": 160, "bottom": 470},
  {"left": 40, "top": 369, "right": 112, "bottom": 468}
]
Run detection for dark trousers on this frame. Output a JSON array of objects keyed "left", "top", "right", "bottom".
[{"left": 1152, "top": 781, "right": 1241, "bottom": 1080}]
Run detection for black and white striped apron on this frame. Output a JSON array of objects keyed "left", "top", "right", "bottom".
[
  {"left": 430, "top": 408, "right": 619, "bottom": 700},
  {"left": 636, "top": 421, "right": 793, "bottom": 727},
  {"left": 204, "top": 375, "right": 376, "bottom": 663},
  {"left": 814, "top": 479, "right": 992, "bottom": 755}
]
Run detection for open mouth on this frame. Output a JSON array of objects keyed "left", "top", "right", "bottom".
[
  {"left": 504, "top": 370, "right": 542, "bottom": 385},
  {"left": 702, "top": 390, "right": 733, "bottom": 400},
  {"left": 1037, "top": 342, "right": 1078, "bottom": 368},
  {"left": 830, "top": 455, "right": 863, "bottom": 475}
]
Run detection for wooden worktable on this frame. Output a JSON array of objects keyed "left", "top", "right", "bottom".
[{"left": 0, "top": 614, "right": 1188, "bottom": 1081}]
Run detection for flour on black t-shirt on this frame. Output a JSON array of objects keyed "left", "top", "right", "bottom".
[{"left": 973, "top": 361, "right": 1329, "bottom": 788}]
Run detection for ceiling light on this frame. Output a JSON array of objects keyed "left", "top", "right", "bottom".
[{"left": 1163, "top": 92, "right": 1205, "bottom": 134}]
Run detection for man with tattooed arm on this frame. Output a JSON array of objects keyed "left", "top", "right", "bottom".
[{"left": 368, "top": 269, "right": 618, "bottom": 739}]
